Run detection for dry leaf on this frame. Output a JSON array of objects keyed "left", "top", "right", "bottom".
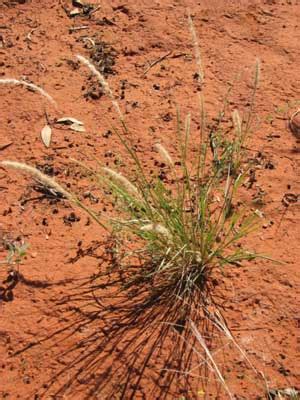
[
  {"left": 70, "top": 123, "right": 86, "bottom": 132},
  {"left": 69, "top": 8, "right": 81, "bottom": 16},
  {"left": 72, "top": 0, "right": 84, "bottom": 7},
  {"left": 41, "top": 125, "right": 52, "bottom": 147},
  {"left": 56, "top": 117, "right": 84, "bottom": 126}
]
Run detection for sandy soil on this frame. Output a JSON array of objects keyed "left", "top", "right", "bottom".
[{"left": 0, "top": 0, "right": 299, "bottom": 399}]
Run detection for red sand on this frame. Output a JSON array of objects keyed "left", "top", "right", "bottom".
[{"left": 0, "top": 1, "right": 299, "bottom": 399}]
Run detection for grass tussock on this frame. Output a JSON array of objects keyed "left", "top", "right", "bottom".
[
  {"left": 1, "top": 14, "right": 272, "bottom": 398},
  {"left": 2, "top": 56, "right": 264, "bottom": 307}
]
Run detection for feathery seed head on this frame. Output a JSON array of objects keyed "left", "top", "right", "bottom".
[
  {"left": 76, "top": 54, "right": 124, "bottom": 121},
  {"left": 0, "top": 78, "right": 57, "bottom": 107},
  {"left": 1, "top": 161, "right": 73, "bottom": 200},
  {"left": 254, "top": 58, "right": 260, "bottom": 88},
  {"left": 232, "top": 109, "right": 242, "bottom": 136},
  {"left": 187, "top": 11, "right": 204, "bottom": 85},
  {"left": 102, "top": 167, "right": 140, "bottom": 198},
  {"left": 141, "top": 223, "right": 172, "bottom": 241},
  {"left": 154, "top": 143, "right": 174, "bottom": 168}
]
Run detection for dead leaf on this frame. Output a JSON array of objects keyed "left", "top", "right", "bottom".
[
  {"left": 41, "top": 125, "right": 52, "bottom": 147},
  {"left": 56, "top": 117, "right": 84, "bottom": 126},
  {"left": 70, "top": 123, "right": 86, "bottom": 132},
  {"left": 72, "top": 0, "right": 84, "bottom": 7},
  {"left": 69, "top": 8, "right": 81, "bottom": 17}
]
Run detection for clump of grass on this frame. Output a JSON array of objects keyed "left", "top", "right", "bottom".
[
  {"left": 71, "top": 52, "right": 264, "bottom": 307},
  {"left": 0, "top": 14, "right": 272, "bottom": 398},
  {"left": 2, "top": 47, "right": 264, "bottom": 315}
]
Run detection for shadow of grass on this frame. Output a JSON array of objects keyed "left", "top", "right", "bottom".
[{"left": 15, "top": 241, "right": 226, "bottom": 399}]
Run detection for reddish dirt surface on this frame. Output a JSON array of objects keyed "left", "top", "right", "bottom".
[{"left": 0, "top": 0, "right": 300, "bottom": 399}]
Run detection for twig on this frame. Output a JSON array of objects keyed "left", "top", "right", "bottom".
[
  {"left": 170, "top": 52, "right": 188, "bottom": 59},
  {"left": 25, "top": 28, "right": 38, "bottom": 43},
  {"left": 89, "top": 5, "right": 101, "bottom": 15},
  {"left": 44, "top": 110, "right": 51, "bottom": 126},
  {"left": 142, "top": 51, "right": 172, "bottom": 77},
  {"left": 69, "top": 25, "right": 89, "bottom": 33},
  {"left": 0, "top": 142, "right": 13, "bottom": 151},
  {"left": 20, "top": 195, "right": 48, "bottom": 205},
  {"left": 59, "top": 0, "right": 70, "bottom": 16}
]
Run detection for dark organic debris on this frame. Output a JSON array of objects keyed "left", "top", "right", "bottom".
[
  {"left": 282, "top": 193, "right": 299, "bottom": 207},
  {"left": 89, "top": 40, "right": 117, "bottom": 77},
  {"left": 81, "top": 39, "right": 117, "bottom": 100},
  {"left": 0, "top": 270, "right": 19, "bottom": 302},
  {"left": 63, "top": 1, "right": 96, "bottom": 18},
  {"left": 63, "top": 212, "right": 80, "bottom": 226}
]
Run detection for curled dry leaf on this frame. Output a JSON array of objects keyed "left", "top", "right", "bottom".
[
  {"left": 41, "top": 125, "right": 52, "bottom": 147},
  {"left": 69, "top": 8, "right": 82, "bottom": 17},
  {"left": 56, "top": 117, "right": 84, "bottom": 126},
  {"left": 72, "top": 0, "right": 84, "bottom": 7},
  {"left": 70, "top": 123, "right": 86, "bottom": 132}
]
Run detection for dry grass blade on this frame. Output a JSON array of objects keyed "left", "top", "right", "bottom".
[
  {"left": 0, "top": 78, "right": 57, "bottom": 107},
  {"left": 1, "top": 161, "right": 72, "bottom": 200},
  {"left": 213, "top": 310, "right": 258, "bottom": 374},
  {"left": 190, "top": 321, "right": 234, "bottom": 400}
]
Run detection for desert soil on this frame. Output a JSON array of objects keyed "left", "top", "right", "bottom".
[{"left": 0, "top": 0, "right": 299, "bottom": 399}]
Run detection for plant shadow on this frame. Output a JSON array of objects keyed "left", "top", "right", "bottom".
[{"left": 15, "top": 240, "right": 226, "bottom": 400}]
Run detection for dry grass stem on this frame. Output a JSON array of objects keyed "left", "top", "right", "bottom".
[
  {"left": 190, "top": 321, "right": 234, "bottom": 400},
  {"left": 76, "top": 54, "right": 124, "bottom": 121},
  {"left": 1, "top": 161, "right": 73, "bottom": 200},
  {"left": 0, "top": 78, "right": 57, "bottom": 107}
]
